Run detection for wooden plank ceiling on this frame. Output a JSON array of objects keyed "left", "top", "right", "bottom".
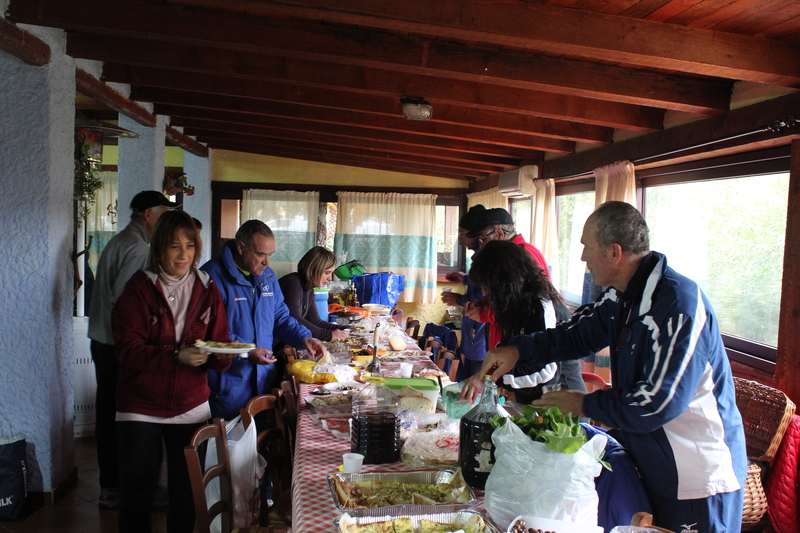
[{"left": 8, "top": 0, "right": 800, "bottom": 181}]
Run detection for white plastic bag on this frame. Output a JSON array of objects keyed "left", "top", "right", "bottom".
[
  {"left": 205, "top": 417, "right": 244, "bottom": 533},
  {"left": 484, "top": 419, "right": 606, "bottom": 530},
  {"left": 229, "top": 416, "right": 267, "bottom": 528}
]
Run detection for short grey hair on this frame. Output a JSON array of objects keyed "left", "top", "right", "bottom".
[
  {"left": 591, "top": 201, "right": 649, "bottom": 255},
  {"left": 235, "top": 219, "right": 274, "bottom": 246}
]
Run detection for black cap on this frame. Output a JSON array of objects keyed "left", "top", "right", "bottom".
[
  {"left": 459, "top": 205, "right": 486, "bottom": 233},
  {"left": 130, "top": 190, "right": 180, "bottom": 211},
  {"left": 466, "top": 207, "right": 514, "bottom": 237}
]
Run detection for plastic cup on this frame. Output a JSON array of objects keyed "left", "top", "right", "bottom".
[
  {"left": 442, "top": 287, "right": 452, "bottom": 292},
  {"left": 400, "top": 362, "right": 414, "bottom": 378},
  {"left": 342, "top": 453, "right": 364, "bottom": 473}
]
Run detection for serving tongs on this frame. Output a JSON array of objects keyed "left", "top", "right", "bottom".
[{"left": 365, "top": 324, "right": 381, "bottom": 376}]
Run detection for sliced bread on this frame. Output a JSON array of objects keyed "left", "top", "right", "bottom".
[{"left": 400, "top": 395, "right": 435, "bottom": 414}]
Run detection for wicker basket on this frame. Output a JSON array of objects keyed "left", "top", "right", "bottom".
[
  {"left": 742, "top": 460, "right": 768, "bottom": 525},
  {"left": 733, "top": 377, "right": 796, "bottom": 462}
]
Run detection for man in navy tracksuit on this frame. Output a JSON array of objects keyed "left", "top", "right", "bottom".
[
  {"left": 201, "top": 220, "right": 326, "bottom": 420},
  {"left": 463, "top": 201, "right": 746, "bottom": 533}
]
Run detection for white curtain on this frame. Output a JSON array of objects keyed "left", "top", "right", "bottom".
[
  {"left": 86, "top": 171, "right": 119, "bottom": 272},
  {"left": 594, "top": 160, "right": 637, "bottom": 207},
  {"left": 530, "top": 178, "right": 560, "bottom": 288},
  {"left": 242, "top": 189, "right": 320, "bottom": 279},
  {"left": 335, "top": 191, "right": 437, "bottom": 304},
  {"left": 467, "top": 189, "right": 507, "bottom": 211}
]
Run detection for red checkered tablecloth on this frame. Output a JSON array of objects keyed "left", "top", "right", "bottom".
[{"left": 291, "top": 382, "right": 427, "bottom": 533}]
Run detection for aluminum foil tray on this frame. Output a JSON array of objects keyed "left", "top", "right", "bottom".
[
  {"left": 328, "top": 470, "right": 476, "bottom": 517},
  {"left": 335, "top": 510, "right": 498, "bottom": 533}
]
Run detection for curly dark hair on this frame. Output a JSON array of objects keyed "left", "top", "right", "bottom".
[{"left": 469, "top": 240, "right": 562, "bottom": 343}]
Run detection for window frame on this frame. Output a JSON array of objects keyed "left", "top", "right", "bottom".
[
  {"left": 436, "top": 196, "right": 468, "bottom": 277},
  {"left": 554, "top": 145, "right": 791, "bottom": 370}
]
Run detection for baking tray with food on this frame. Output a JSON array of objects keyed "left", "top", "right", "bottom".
[
  {"left": 328, "top": 469, "right": 476, "bottom": 517},
  {"left": 336, "top": 510, "right": 496, "bottom": 533},
  {"left": 305, "top": 394, "right": 353, "bottom": 415}
]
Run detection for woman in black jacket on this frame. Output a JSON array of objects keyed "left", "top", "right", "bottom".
[{"left": 279, "top": 246, "right": 348, "bottom": 342}]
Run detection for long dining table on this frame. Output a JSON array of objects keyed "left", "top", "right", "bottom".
[{"left": 290, "top": 356, "right": 455, "bottom": 533}]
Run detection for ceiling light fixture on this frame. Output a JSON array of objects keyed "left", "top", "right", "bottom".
[{"left": 400, "top": 96, "right": 432, "bottom": 121}]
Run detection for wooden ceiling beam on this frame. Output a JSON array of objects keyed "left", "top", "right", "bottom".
[
  {"left": 158, "top": 103, "right": 542, "bottom": 160},
  {"left": 66, "top": 32, "right": 664, "bottom": 131},
  {"left": 207, "top": 141, "right": 486, "bottom": 181},
  {"left": 133, "top": 86, "right": 572, "bottom": 153},
  {"left": 174, "top": 117, "right": 518, "bottom": 170},
  {"left": 0, "top": 16, "right": 50, "bottom": 66},
  {"left": 8, "top": 0, "right": 733, "bottom": 112},
  {"left": 103, "top": 64, "right": 614, "bottom": 144},
  {"left": 143, "top": 0, "right": 800, "bottom": 85}
]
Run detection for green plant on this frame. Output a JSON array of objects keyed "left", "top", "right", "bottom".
[
  {"left": 163, "top": 171, "right": 195, "bottom": 196},
  {"left": 73, "top": 136, "right": 103, "bottom": 226}
]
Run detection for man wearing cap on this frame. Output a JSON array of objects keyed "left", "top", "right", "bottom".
[
  {"left": 88, "top": 190, "right": 178, "bottom": 509},
  {"left": 442, "top": 205, "right": 489, "bottom": 379}
]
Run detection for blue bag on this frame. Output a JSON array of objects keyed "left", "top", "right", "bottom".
[{"left": 352, "top": 272, "right": 405, "bottom": 308}]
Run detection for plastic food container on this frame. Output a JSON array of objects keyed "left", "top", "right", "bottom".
[
  {"left": 336, "top": 510, "right": 497, "bottom": 533},
  {"left": 508, "top": 515, "right": 603, "bottom": 533},
  {"left": 328, "top": 470, "right": 477, "bottom": 516},
  {"left": 305, "top": 395, "right": 353, "bottom": 415},
  {"left": 384, "top": 377, "right": 441, "bottom": 405}
]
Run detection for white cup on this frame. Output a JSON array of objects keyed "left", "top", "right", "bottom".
[
  {"left": 342, "top": 453, "right": 364, "bottom": 473},
  {"left": 400, "top": 362, "right": 414, "bottom": 378},
  {"left": 442, "top": 287, "right": 452, "bottom": 292}
]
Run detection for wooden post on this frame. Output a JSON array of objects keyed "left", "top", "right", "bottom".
[{"left": 775, "top": 139, "right": 800, "bottom": 403}]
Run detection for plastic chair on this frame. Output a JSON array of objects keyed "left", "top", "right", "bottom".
[
  {"left": 582, "top": 372, "right": 610, "bottom": 392},
  {"left": 241, "top": 395, "right": 293, "bottom": 528},
  {"left": 184, "top": 418, "right": 233, "bottom": 533},
  {"left": 435, "top": 349, "right": 461, "bottom": 382}
]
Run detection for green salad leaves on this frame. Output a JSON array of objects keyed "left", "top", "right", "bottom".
[{"left": 491, "top": 404, "right": 587, "bottom": 454}]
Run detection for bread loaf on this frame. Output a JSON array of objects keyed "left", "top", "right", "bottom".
[
  {"left": 399, "top": 385, "right": 424, "bottom": 398},
  {"left": 388, "top": 336, "right": 407, "bottom": 350},
  {"left": 399, "top": 396, "right": 435, "bottom": 414}
]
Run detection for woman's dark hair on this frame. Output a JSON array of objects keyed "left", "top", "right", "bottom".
[
  {"left": 147, "top": 210, "right": 201, "bottom": 273},
  {"left": 297, "top": 246, "right": 336, "bottom": 290},
  {"left": 469, "top": 240, "right": 562, "bottom": 343}
]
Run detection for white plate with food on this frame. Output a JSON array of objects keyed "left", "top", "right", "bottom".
[
  {"left": 195, "top": 340, "right": 255, "bottom": 357},
  {"left": 324, "top": 381, "right": 365, "bottom": 393}
]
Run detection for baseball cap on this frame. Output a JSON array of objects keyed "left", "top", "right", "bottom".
[
  {"left": 459, "top": 205, "right": 487, "bottom": 233},
  {"left": 466, "top": 207, "right": 514, "bottom": 237},
  {"left": 130, "top": 190, "right": 180, "bottom": 211}
]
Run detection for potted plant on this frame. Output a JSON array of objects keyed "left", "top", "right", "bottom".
[
  {"left": 74, "top": 135, "right": 103, "bottom": 226},
  {"left": 163, "top": 170, "right": 195, "bottom": 196}
]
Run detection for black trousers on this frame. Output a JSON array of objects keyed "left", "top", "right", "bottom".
[
  {"left": 90, "top": 340, "right": 120, "bottom": 489},
  {"left": 117, "top": 420, "right": 204, "bottom": 533}
]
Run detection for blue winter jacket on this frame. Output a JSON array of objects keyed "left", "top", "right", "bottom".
[
  {"left": 201, "top": 240, "right": 312, "bottom": 419},
  {"left": 507, "top": 252, "right": 747, "bottom": 501}
]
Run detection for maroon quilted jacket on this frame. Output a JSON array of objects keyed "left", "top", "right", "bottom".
[
  {"left": 767, "top": 414, "right": 800, "bottom": 533},
  {"left": 112, "top": 269, "right": 232, "bottom": 418}
]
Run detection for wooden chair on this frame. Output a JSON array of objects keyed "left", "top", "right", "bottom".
[
  {"left": 185, "top": 418, "right": 233, "bottom": 533},
  {"left": 405, "top": 317, "right": 421, "bottom": 340},
  {"left": 435, "top": 349, "right": 461, "bottom": 382},
  {"left": 422, "top": 337, "right": 443, "bottom": 354},
  {"left": 272, "top": 386, "right": 298, "bottom": 458},
  {"left": 241, "top": 395, "right": 293, "bottom": 528}
]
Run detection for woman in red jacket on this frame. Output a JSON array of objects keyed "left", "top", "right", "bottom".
[{"left": 112, "top": 210, "right": 233, "bottom": 533}]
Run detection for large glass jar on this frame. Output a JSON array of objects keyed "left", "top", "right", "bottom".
[
  {"left": 351, "top": 377, "right": 401, "bottom": 464},
  {"left": 459, "top": 376, "right": 500, "bottom": 489}
]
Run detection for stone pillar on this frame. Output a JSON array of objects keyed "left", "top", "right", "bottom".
[
  {"left": 0, "top": 25, "right": 75, "bottom": 492},
  {"left": 117, "top": 114, "right": 167, "bottom": 222},
  {"left": 183, "top": 149, "right": 213, "bottom": 265}
]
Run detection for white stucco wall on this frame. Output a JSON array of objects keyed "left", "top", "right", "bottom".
[
  {"left": 183, "top": 149, "right": 213, "bottom": 266},
  {"left": 117, "top": 114, "right": 167, "bottom": 222},
  {"left": 0, "top": 26, "right": 76, "bottom": 491}
]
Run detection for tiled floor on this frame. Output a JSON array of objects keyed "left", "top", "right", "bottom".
[{"left": 0, "top": 437, "right": 168, "bottom": 533}]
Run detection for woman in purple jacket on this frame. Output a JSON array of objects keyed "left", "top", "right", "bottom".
[{"left": 279, "top": 246, "right": 349, "bottom": 342}]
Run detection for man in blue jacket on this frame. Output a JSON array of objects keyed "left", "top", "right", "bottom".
[
  {"left": 201, "top": 220, "right": 326, "bottom": 420},
  {"left": 462, "top": 201, "right": 746, "bottom": 533}
]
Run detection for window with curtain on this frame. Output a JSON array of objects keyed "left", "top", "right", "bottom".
[
  {"left": 335, "top": 191, "right": 438, "bottom": 304},
  {"left": 241, "top": 189, "right": 320, "bottom": 279},
  {"left": 556, "top": 190, "right": 596, "bottom": 305},
  {"left": 509, "top": 198, "right": 532, "bottom": 243},
  {"left": 86, "top": 171, "right": 119, "bottom": 273}
]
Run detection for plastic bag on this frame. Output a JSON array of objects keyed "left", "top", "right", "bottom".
[
  {"left": 441, "top": 382, "right": 479, "bottom": 419},
  {"left": 205, "top": 418, "right": 246, "bottom": 533},
  {"left": 484, "top": 419, "right": 606, "bottom": 530},
  {"left": 229, "top": 415, "right": 267, "bottom": 528},
  {"left": 352, "top": 272, "right": 405, "bottom": 308},
  {"left": 286, "top": 360, "right": 337, "bottom": 384},
  {"left": 0, "top": 438, "right": 27, "bottom": 520}
]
